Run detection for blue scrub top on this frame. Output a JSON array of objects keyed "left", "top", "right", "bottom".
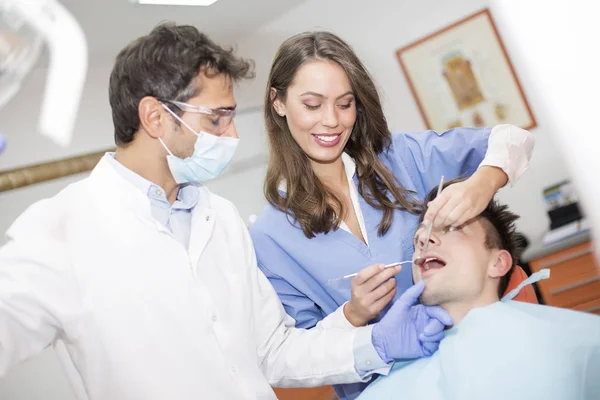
[{"left": 249, "top": 127, "right": 491, "bottom": 399}]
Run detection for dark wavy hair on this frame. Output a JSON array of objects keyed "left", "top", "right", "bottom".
[{"left": 109, "top": 22, "right": 254, "bottom": 146}]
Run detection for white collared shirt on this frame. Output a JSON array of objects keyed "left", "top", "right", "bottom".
[{"left": 105, "top": 153, "right": 199, "bottom": 247}]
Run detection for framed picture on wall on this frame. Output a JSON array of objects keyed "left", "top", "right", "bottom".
[{"left": 395, "top": 8, "right": 536, "bottom": 132}]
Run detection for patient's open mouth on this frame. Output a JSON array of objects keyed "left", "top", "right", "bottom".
[{"left": 420, "top": 255, "right": 446, "bottom": 273}]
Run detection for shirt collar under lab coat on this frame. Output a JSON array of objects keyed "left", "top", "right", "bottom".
[
  {"left": 104, "top": 152, "right": 199, "bottom": 211},
  {"left": 90, "top": 154, "right": 209, "bottom": 222}
]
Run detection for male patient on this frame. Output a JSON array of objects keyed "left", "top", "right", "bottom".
[{"left": 359, "top": 178, "right": 600, "bottom": 400}]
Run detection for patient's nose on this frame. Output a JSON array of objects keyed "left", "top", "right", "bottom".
[{"left": 416, "top": 229, "right": 441, "bottom": 249}]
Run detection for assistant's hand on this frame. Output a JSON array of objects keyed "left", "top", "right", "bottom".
[
  {"left": 344, "top": 263, "right": 401, "bottom": 327},
  {"left": 371, "top": 280, "right": 453, "bottom": 362},
  {"left": 423, "top": 166, "right": 507, "bottom": 230}
]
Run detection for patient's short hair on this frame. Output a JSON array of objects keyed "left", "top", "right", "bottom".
[{"left": 418, "top": 177, "right": 522, "bottom": 298}]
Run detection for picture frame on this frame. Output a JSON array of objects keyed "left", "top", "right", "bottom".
[{"left": 396, "top": 8, "right": 536, "bottom": 132}]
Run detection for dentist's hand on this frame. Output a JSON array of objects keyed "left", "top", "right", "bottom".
[
  {"left": 343, "top": 263, "right": 401, "bottom": 327},
  {"left": 371, "top": 280, "right": 453, "bottom": 362}
]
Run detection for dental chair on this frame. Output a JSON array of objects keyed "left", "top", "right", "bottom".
[{"left": 505, "top": 265, "right": 539, "bottom": 304}]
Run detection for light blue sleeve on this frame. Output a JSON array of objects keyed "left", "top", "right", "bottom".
[
  {"left": 353, "top": 325, "right": 392, "bottom": 379},
  {"left": 251, "top": 231, "right": 325, "bottom": 329},
  {"left": 390, "top": 127, "right": 491, "bottom": 196}
]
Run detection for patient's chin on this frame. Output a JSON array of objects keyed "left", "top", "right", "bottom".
[{"left": 419, "top": 292, "right": 440, "bottom": 306}]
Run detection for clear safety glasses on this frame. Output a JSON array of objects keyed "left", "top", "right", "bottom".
[{"left": 161, "top": 99, "right": 236, "bottom": 135}]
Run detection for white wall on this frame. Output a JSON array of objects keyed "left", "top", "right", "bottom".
[
  {"left": 0, "top": 67, "right": 111, "bottom": 239},
  {"left": 234, "top": 0, "right": 573, "bottom": 243},
  {"left": 0, "top": 66, "right": 114, "bottom": 172}
]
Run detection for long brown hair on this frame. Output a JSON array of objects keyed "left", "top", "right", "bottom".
[{"left": 264, "top": 31, "right": 421, "bottom": 238}]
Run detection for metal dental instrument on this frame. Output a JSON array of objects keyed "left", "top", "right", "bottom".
[
  {"left": 415, "top": 175, "right": 444, "bottom": 266},
  {"left": 327, "top": 261, "right": 412, "bottom": 283}
]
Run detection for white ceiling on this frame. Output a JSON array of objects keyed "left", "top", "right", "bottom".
[{"left": 59, "top": 0, "right": 307, "bottom": 64}]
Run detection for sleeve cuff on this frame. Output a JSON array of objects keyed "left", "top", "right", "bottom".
[
  {"left": 353, "top": 325, "right": 393, "bottom": 379},
  {"left": 479, "top": 124, "right": 535, "bottom": 187}
]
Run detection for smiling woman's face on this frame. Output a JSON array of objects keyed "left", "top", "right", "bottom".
[{"left": 273, "top": 59, "right": 357, "bottom": 167}]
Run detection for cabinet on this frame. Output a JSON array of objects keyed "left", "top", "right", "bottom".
[
  {"left": 273, "top": 386, "right": 335, "bottom": 400},
  {"left": 528, "top": 240, "right": 600, "bottom": 315}
]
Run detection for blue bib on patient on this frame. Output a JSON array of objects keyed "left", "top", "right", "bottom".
[{"left": 359, "top": 301, "right": 600, "bottom": 400}]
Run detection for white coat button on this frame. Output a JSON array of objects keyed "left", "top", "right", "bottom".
[
  {"left": 212, "top": 315, "right": 217, "bottom": 322},
  {"left": 230, "top": 366, "right": 236, "bottom": 373},
  {"left": 155, "top": 189, "right": 162, "bottom": 196},
  {"left": 206, "top": 216, "right": 210, "bottom": 221},
  {"left": 366, "top": 360, "right": 372, "bottom": 366}
]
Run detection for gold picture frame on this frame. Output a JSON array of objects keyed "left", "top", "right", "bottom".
[{"left": 396, "top": 8, "right": 536, "bottom": 132}]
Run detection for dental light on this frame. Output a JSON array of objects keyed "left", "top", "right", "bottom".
[{"left": 0, "top": 0, "right": 87, "bottom": 147}]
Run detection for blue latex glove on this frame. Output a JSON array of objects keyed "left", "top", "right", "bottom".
[
  {"left": 0, "top": 133, "right": 6, "bottom": 155},
  {"left": 371, "top": 280, "right": 453, "bottom": 363}
]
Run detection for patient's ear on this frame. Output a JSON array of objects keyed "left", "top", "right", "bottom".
[{"left": 488, "top": 249, "right": 512, "bottom": 278}]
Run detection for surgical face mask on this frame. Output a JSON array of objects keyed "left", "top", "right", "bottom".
[{"left": 159, "top": 103, "right": 239, "bottom": 184}]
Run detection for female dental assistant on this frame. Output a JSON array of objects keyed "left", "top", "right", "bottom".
[{"left": 249, "top": 32, "right": 534, "bottom": 399}]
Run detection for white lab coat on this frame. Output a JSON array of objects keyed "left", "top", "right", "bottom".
[{"left": 0, "top": 156, "right": 367, "bottom": 400}]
